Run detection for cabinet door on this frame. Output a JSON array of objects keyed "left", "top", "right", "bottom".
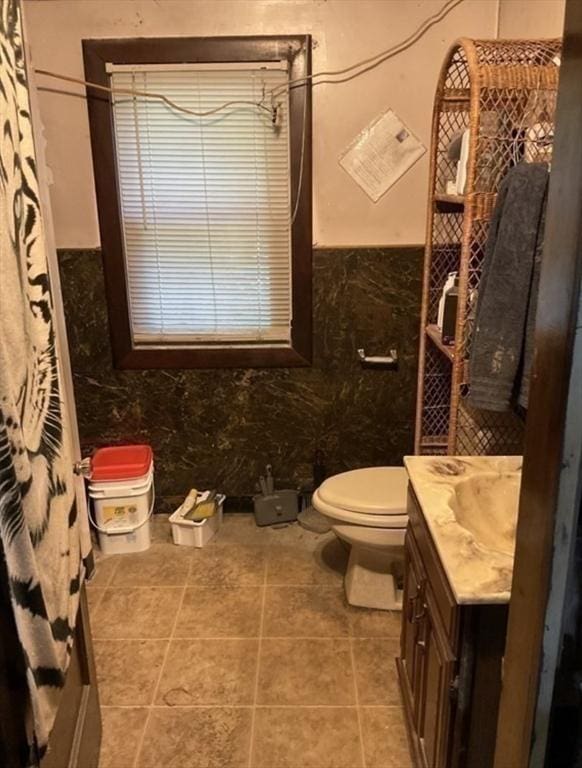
[
  {"left": 418, "top": 590, "right": 456, "bottom": 768},
  {"left": 400, "top": 532, "right": 425, "bottom": 721}
]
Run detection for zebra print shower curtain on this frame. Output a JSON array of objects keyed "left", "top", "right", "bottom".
[{"left": 0, "top": 0, "right": 91, "bottom": 763}]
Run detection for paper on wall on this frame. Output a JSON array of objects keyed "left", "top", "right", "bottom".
[{"left": 339, "top": 108, "right": 426, "bottom": 202}]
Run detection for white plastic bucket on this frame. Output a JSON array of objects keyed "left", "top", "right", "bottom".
[{"left": 88, "top": 466, "right": 154, "bottom": 555}]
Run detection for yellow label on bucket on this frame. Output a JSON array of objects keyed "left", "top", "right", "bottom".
[{"left": 102, "top": 505, "right": 137, "bottom": 524}]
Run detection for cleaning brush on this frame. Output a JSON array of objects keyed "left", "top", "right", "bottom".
[{"left": 183, "top": 490, "right": 217, "bottom": 522}]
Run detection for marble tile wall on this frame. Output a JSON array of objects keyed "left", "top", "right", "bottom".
[{"left": 57, "top": 247, "right": 422, "bottom": 500}]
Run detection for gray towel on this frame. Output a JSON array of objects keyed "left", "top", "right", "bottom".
[{"left": 469, "top": 162, "right": 548, "bottom": 412}]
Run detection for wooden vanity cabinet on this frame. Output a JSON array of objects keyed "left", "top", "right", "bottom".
[{"left": 397, "top": 489, "right": 508, "bottom": 768}]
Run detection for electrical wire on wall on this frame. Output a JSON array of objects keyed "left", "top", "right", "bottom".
[
  {"left": 34, "top": 0, "right": 465, "bottom": 223},
  {"left": 35, "top": 0, "right": 464, "bottom": 120}
]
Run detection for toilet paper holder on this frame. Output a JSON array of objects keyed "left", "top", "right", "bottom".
[{"left": 357, "top": 347, "right": 398, "bottom": 369}]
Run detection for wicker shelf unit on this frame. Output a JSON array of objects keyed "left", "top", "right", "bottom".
[{"left": 415, "top": 37, "right": 561, "bottom": 456}]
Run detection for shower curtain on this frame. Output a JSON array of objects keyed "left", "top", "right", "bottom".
[{"left": 0, "top": 0, "right": 91, "bottom": 762}]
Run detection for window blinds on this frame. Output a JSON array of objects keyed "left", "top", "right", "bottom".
[{"left": 109, "top": 63, "right": 292, "bottom": 346}]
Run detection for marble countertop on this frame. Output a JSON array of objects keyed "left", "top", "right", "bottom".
[{"left": 404, "top": 455, "right": 522, "bottom": 605}]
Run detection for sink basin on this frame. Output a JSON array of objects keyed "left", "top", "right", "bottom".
[{"left": 449, "top": 472, "right": 521, "bottom": 555}]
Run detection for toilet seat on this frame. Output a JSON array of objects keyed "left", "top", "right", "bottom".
[
  {"left": 318, "top": 466, "right": 408, "bottom": 512},
  {"left": 312, "top": 489, "right": 408, "bottom": 528},
  {"left": 313, "top": 467, "right": 409, "bottom": 529}
]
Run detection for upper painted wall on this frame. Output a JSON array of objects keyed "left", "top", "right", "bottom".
[
  {"left": 24, "top": 0, "right": 500, "bottom": 249},
  {"left": 23, "top": 0, "right": 564, "bottom": 249},
  {"left": 498, "top": 0, "right": 565, "bottom": 38}
]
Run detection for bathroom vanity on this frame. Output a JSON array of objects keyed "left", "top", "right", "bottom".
[{"left": 397, "top": 456, "right": 521, "bottom": 768}]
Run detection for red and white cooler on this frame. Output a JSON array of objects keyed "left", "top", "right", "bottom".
[{"left": 88, "top": 444, "right": 154, "bottom": 555}]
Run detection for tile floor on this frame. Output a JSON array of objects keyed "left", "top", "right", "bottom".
[{"left": 87, "top": 513, "right": 412, "bottom": 768}]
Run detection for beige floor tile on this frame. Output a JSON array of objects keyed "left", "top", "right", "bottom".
[
  {"left": 263, "top": 587, "right": 350, "bottom": 637},
  {"left": 156, "top": 638, "right": 258, "bottom": 705},
  {"left": 94, "top": 639, "right": 168, "bottom": 705},
  {"left": 189, "top": 544, "right": 267, "bottom": 586},
  {"left": 348, "top": 607, "right": 402, "bottom": 638},
  {"left": 263, "top": 520, "right": 335, "bottom": 551},
  {"left": 217, "top": 514, "right": 332, "bottom": 552},
  {"left": 174, "top": 586, "right": 263, "bottom": 637},
  {"left": 110, "top": 543, "right": 192, "bottom": 587},
  {"left": 87, "top": 555, "right": 119, "bottom": 587},
  {"left": 92, "top": 587, "right": 183, "bottom": 639},
  {"left": 86, "top": 586, "right": 106, "bottom": 613},
  {"left": 265, "top": 539, "right": 347, "bottom": 586},
  {"left": 257, "top": 638, "right": 355, "bottom": 706},
  {"left": 262, "top": 524, "right": 335, "bottom": 554},
  {"left": 251, "top": 706, "right": 363, "bottom": 768},
  {"left": 352, "top": 638, "right": 402, "bottom": 705},
  {"left": 360, "top": 706, "right": 412, "bottom": 768},
  {"left": 99, "top": 706, "right": 148, "bottom": 768},
  {"left": 215, "top": 513, "right": 265, "bottom": 547},
  {"left": 138, "top": 707, "right": 252, "bottom": 768}
]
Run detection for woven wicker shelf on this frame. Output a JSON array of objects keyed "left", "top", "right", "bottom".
[
  {"left": 442, "top": 93, "right": 470, "bottom": 103},
  {"left": 434, "top": 193, "right": 465, "bottom": 209},
  {"left": 419, "top": 435, "right": 449, "bottom": 456},
  {"left": 415, "top": 38, "right": 561, "bottom": 456},
  {"left": 426, "top": 324, "right": 455, "bottom": 361}
]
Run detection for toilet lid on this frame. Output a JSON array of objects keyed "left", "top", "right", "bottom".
[{"left": 317, "top": 467, "right": 408, "bottom": 515}]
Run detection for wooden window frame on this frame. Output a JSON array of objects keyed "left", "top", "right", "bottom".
[{"left": 83, "top": 36, "right": 312, "bottom": 369}]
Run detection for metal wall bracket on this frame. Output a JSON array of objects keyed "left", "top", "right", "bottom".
[{"left": 357, "top": 347, "right": 399, "bottom": 369}]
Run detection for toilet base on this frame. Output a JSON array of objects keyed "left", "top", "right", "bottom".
[{"left": 344, "top": 544, "right": 403, "bottom": 611}]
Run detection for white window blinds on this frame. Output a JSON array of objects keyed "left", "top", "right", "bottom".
[{"left": 109, "top": 63, "right": 292, "bottom": 346}]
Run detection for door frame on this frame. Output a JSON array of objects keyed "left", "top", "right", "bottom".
[{"left": 493, "top": 1, "right": 582, "bottom": 765}]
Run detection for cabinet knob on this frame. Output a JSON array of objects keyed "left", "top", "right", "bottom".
[
  {"left": 406, "top": 594, "right": 418, "bottom": 622},
  {"left": 412, "top": 603, "right": 426, "bottom": 624},
  {"left": 408, "top": 580, "right": 427, "bottom": 624}
]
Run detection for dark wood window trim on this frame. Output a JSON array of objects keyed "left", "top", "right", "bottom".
[{"left": 82, "top": 36, "right": 312, "bottom": 369}]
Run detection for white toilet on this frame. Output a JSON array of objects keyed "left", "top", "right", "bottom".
[{"left": 312, "top": 466, "right": 409, "bottom": 611}]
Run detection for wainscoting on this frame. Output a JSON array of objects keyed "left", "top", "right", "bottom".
[{"left": 58, "top": 246, "right": 422, "bottom": 502}]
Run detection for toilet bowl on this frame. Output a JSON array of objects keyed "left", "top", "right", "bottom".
[{"left": 312, "top": 466, "right": 408, "bottom": 611}]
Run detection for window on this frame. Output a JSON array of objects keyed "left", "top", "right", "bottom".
[{"left": 83, "top": 37, "right": 312, "bottom": 368}]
